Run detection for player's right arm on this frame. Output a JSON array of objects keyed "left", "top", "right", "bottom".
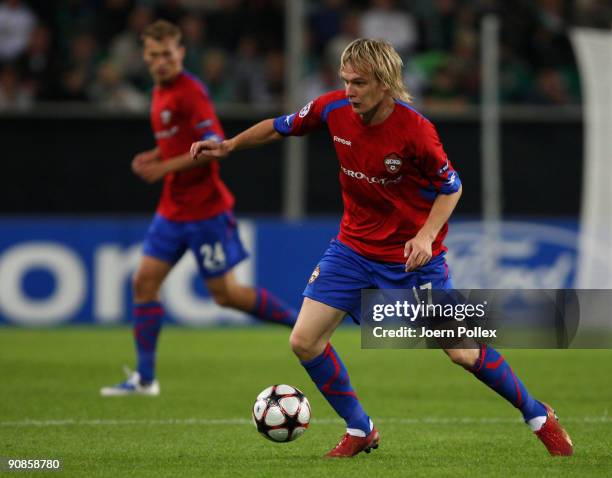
[
  {"left": 190, "top": 119, "right": 282, "bottom": 161},
  {"left": 191, "top": 94, "right": 330, "bottom": 162}
]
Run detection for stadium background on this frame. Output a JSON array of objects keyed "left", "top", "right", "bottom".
[
  {"left": 1, "top": 0, "right": 602, "bottom": 325},
  {"left": 1, "top": 2, "right": 612, "bottom": 477}
]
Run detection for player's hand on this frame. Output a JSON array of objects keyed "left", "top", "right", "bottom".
[
  {"left": 403, "top": 233, "right": 433, "bottom": 272},
  {"left": 132, "top": 150, "right": 159, "bottom": 170},
  {"left": 190, "top": 139, "right": 231, "bottom": 161},
  {"left": 132, "top": 157, "right": 169, "bottom": 183},
  {"left": 131, "top": 150, "right": 158, "bottom": 174}
]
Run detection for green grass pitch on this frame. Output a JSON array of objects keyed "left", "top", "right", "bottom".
[{"left": 1, "top": 327, "right": 611, "bottom": 477}]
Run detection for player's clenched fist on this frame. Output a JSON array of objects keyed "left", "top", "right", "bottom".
[
  {"left": 190, "top": 139, "right": 231, "bottom": 161},
  {"left": 131, "top": 149, "right": 158, "bottom": 174},
  {"left": 403, "top": 233, "right": 433, "bottom": 272}
]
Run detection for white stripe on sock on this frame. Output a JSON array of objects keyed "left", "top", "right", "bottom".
[
  {"left": 346, "top": 419, "right": 374, "bottom": 437},
  {"left": 527, "top": 415, "right": 547, "bottom": 432}
]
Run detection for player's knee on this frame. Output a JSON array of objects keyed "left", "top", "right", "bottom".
[
  {"left": 209, "top": 288, "right": 234, "bottom": 308},
  {"left": 289, "top": 332, "right": 319, "bottom": 361},
  {"left": 446, "top": 348, "right": 479, "bottom": 369},
  {"left": 132, "top": 272, "right": 160, "bottom": 302}
]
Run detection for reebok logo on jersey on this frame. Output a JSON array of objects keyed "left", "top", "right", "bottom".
[
  {"left": 341, "top": 166, "right": 403, "bottom": 186},
  {"left": 334, "top": 136, "right": 352, "bottom": 146}
]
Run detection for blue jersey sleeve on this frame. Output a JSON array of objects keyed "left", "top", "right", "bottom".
[
  {"left": 273, "top": 113, "right": 297, "bottom": 136},
  {"left": 273, "top": 97, "right": 327, "bottom": 136}
]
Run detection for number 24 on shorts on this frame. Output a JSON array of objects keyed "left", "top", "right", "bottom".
[{"left": 200, "top": 242, "right": 226, "bottom": 272}]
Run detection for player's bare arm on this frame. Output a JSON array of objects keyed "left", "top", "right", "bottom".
[
  {"left": 131, "top": 147, "right": 160, "bottom": 170},
  {"left": 161, "top": 151, "right": 217, "bottom": 174},
  {"left": 404, "top": 186, "right": 462, "bottom": 272},
  {"left": 191, "top": 119, "right": 283, "bottom": 161},
  {"left": 133, "top": 151, "right": 214, "bottom": 183},
  {"left": 132, "top": 147, "right": 162, "bottom": 181}
]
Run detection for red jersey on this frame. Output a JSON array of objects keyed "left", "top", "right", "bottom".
[
  {"left": 150, "top": 71, "right": 234, "bottom": 221},
  {"left": 273, "top": 90, "right": 462, "bottom": 263}
]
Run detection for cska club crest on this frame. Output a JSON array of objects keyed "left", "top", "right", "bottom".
[
  {"left": 308, "top": 265, "right": 320, "bottom": 284},
  {"left": 384, "top": 153, "right": 403, "bottom": 174},
  {"left": 160, "top": 109, "right": 172, "bottom": 124}
]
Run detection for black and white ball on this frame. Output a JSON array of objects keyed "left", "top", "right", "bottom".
[{"left": 252, "top": 384, "right": 311, "bottom": 442}]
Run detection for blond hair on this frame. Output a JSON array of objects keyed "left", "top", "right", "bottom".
[
  {"left": 340, "top": 38, "right": 412, "bottom": 102},
  {"left": 141, "top": 19, "right": 182, "bottom": 43}
]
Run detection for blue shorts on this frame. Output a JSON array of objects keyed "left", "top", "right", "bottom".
[
  {"left": 142, "top": 211, "right": 248, "bottom": 279},
  {"left": 303, "top": 239, "right": 453, "bottom": 323}
]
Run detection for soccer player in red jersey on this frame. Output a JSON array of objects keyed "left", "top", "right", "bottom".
[
  {"left": 191, "top": 39, "right": 573, "bottom": 457},
  {"left": 100, "top": 20, "right": 297, "bottom": 397}
]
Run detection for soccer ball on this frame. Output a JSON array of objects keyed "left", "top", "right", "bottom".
[{"left": 252, "top": 384, "right": 311, "bottom": 442}]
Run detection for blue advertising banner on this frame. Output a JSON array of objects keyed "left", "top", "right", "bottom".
[
  {"left": 0, "top": 217, "right": 578, "bottom": 326},
  {"left": 445, "top": 220, "right": 578, "bottom": 288}
]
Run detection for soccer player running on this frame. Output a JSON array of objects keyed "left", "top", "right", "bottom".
[
  {"left": 100, "top": 20, "right": 297, "bottom": 397},
  {"left": 190, "top": 39, "right": 573, "bottom": 457}
]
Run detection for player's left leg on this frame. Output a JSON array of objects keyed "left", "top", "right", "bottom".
[
  {"left": 392, "top": 253, "right": 572, "bottom": 455},
  {"left": 406, "top": 255, "right": 549, "bottom": 428},
  {"left": 444, "top": 346, "right": 546, "bottom": 422},
  {"left": 444, "top": 345, "right": 573, "bottom": 455},
  {"left": 205, "top": 270, "right": 297, "bottom": 327},
  {"left": 188, "top": 210, "right": 296, "bottom": 327}
]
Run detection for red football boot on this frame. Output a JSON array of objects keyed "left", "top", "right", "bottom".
[
  {"left": 534, "top": 402, "right": 573, "bottom": 456},
  {"left": 325, "top": 427, "right": 380, "bottom": 458}
]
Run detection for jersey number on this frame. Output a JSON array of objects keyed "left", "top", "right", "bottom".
[
  {"left": 200, "top": 242, "right": 226, "bottom": 272},
  {"left": 412, "top": 282, "right": 432, "bottom": 305}
]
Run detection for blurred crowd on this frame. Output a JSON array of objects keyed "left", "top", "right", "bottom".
[{"left": 0, "top": 0, "right": 611, "bottom": 112}]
